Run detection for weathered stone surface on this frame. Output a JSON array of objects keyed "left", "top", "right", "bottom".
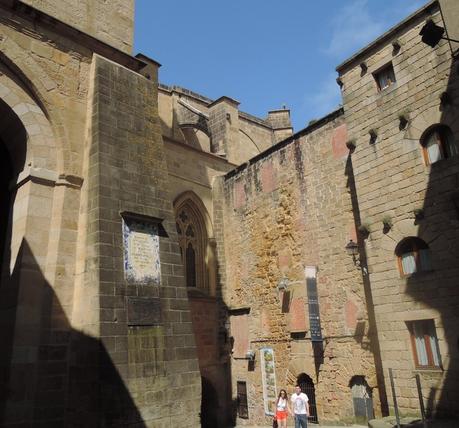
[
  {"left": 338, "top": 1, "right": 459, "bottom": 419},
  {"left": 221, "top": 111, "right": 378, "bottom": 425}
]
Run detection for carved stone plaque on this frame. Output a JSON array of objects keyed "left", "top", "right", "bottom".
[
  {"left": 122, "top": 217, "right": 161, "bottom": 285},
  {"left": 127, "top": 297, "right": 161, "bottom": 326}
]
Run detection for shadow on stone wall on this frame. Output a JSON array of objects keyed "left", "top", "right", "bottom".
[
  {"left": 345, "top": 154, "right": 389, "bottom": 416},
  {"left": 0, "top": 239, "right": 146, "bottom": 426},
  {"left": 404, "top": 51, "right": 459, "bottom": 418}
]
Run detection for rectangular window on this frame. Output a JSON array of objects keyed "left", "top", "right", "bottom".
[
  {"left": 237, "top": 381, "right": 249, "bottom": 419},
  {"left": 374, "top": 64, "right": 396, "bottom": 91},
  {"left": 407, "top": 320, "right": 441, "bottom": 369}
]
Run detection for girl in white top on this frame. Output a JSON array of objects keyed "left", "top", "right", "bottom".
[{"left": 275, "top": 389, "right": 290, "bottom": 428}]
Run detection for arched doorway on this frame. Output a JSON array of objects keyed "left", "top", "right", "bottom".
[
  {"left": 0, "top": 139, "right": 13, "bottom": 272},
  {"left": 297, "top": 373, "right": 318, "bottom": 423},
  {"left": 0, "top": 98, "right": 27, "bottom": 276},
  {"left": 0, "top": 98, "right": 27, "bottom": 421},
  {"left": 350, "top": 376, "right": 374, "bottom": 422}
]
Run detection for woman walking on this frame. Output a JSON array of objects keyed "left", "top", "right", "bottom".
[{"left": 275, "top": 389, "right": 290, "bottom": 428}]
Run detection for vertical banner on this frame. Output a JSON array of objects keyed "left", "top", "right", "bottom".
[
  {"left": 260, "top": 348, "right": 277, "bottom": 415},
  {"left": 305, "top": 266, "right": 323, "bottom": 342}
]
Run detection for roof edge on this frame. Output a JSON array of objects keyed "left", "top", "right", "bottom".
[
  {"left": 225, "top": 107, "right": 344, "bottom": 180},
  {"left": 0, "top": 0, "right": 147, "bottom": 73},
  {"left": 336, "top": 0, "right": 438, "bottom": 74}
]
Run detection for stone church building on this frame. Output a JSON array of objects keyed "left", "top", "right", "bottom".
[{"left": 0, "top": 0, "right": 458, "bottom": 426}]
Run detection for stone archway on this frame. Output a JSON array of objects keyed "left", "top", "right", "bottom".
[
  {"left": 173, "top": 191, "right": 230, "bottom": 427},
  {"left": 0, "top": 93, "right": 28, "bottom": 423},
  {"left": 0, "top": 55, "right": 84, "bottom": 425},
  {"left": 0, "top": 141, "right": 13, "bottom": 271},
  {"left": 350, "top": 375, "right": 374, "bottom": 422},
  {"left": 0, "top": 96, "right": 27, "bottom": 275},
  {"left": 297, "top": 373, "right": 318, "bottom": 423}
]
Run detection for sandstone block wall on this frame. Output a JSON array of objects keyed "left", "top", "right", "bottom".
[
  {"left": 0, "top": 1, "right": 202, "bottom": 425},
  {"left": 158, "top": 85, "right": 291, "bottom": 166},
  {"left": 338, "top": 1, "right": 459, "bottom": 417},
  {"left": 221, "top": 112, "right": 379, "bottom": 425},
  {"left": 21, "top": 0, "right": 134, "bottom": 54},
  {"left": 75, "top": 54, "right": 201, "bottom": 427},
  {"left": 0, "top": 6, "right": 92, "bottom": 425}
]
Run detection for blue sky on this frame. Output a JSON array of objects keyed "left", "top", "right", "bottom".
[{"left": 134, "top": 0, "right": 427, "bottom": 131}]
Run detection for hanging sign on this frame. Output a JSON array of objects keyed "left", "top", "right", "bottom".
[{"left": 305, "top": 266, "right": 323, "bottom": 342}]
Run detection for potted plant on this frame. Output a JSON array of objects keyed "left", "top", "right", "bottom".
[
  {"left": 358, "top": 223, "right": 370, "bottom": 238},
  {"left": 398, "top": 112, "right": 409, "bottom": 130},
  {"left": 440, "top": 91, "right": 451, "bottom": 106},
  {"left": 413, "top": 208, "right": 424, "bottom": 221},
  {"left": 369, "top": 128, "right": 378, "bottom": 144},
  {"left": 382, "top": 215, "right": 393, "bottom": 233},
  {"left": 346, "top": 139, "right": 356, "bottom": 151}
]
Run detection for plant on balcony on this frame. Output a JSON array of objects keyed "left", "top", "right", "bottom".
[{"left": 382, "top": 215, "right": 393, "bottom": 233}]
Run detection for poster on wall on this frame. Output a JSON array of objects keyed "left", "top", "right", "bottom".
[{"left": 260, "top": 347, "right": 277, "bottom": 416}]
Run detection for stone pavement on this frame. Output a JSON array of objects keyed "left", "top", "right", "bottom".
[
  {"left": 237, "top": 421, "right": 459, "bottom": 428},
  {"left": 368, "top": 416, "right": 459, "bottom": 428}
]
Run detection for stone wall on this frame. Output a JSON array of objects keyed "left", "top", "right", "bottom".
[
  {"left": 221, "top": 112, "right": 379, "bottom": 425},
  {"left": 21, "top": 0, "right": 134, "bottom": 54},
  {"left": 158, "top": 85, "right": 292, "bottom": 165},
  {"left": 338, "top": 1, "right": 459, "bottom": 418},
  {"left": 0, "top": 6, "right": 91, "bottom": 425},
  {"left": 76, "top": 54, "right": 201, "bottom": 427},
  {"left": 0, "top": 1, "right": 202, "bottom": 425}
]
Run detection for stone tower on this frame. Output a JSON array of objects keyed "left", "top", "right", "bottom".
[{"left": 0, "top": 0, "right": 200, "bottom": 426}]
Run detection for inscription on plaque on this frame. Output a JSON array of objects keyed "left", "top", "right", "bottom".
[
  {"left": 127, "top": 297, "right": 162, "bottom": 326},
  {"left": 122, "top": 217, "right": 161, "bottom": 285}
]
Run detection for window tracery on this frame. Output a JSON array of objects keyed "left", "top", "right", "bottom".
[{"left": 175, "top": 202, "right": 208, "bottom": 292}]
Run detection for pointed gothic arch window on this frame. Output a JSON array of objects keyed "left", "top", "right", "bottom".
[{"left": 175, "top": 200, "right": 208, "bottom": 292}]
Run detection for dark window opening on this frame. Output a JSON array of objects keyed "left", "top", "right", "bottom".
[
  {"left": 186, "top": 243, "right": 196, "bottom": 287},
  {"left": 374, "top": 63, "right": 396, "bottom": 91},
  {"left": 237, "top": 381, "right": 249, "bottom": 419}
]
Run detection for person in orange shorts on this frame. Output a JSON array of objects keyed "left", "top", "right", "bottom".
[{"left": 275, "top": 389, "right": 290, "bottom": 428}]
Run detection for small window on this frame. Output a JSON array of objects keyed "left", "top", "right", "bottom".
[
  {"left": 185, "top": 243, "right": 196, "bottom": 287},
  {"left": 421, "top": 125, "right": 458, "bottom": 165},
  {"left": 237, "top": 381, "right": 249, "bottom": 419},
  {"left": 395, "top": 237, "right": 431, "bottom": 276},
  {"left": 407, "top": 320, "right": 441, "bottom": 369},
  {"left": 374, "top": 63, "right": 396, "bottom": 91}
]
